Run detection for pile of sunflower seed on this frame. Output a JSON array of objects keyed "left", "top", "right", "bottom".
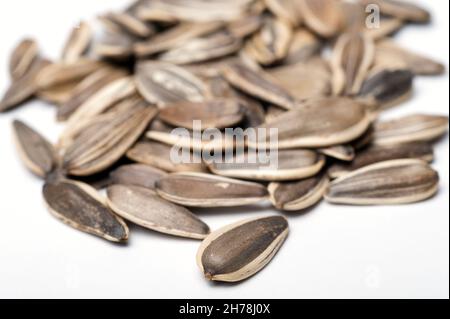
[{"left": 1, "top": 0, "right": 449, "bottom": 283}]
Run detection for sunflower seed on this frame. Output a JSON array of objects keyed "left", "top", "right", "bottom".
[
  {"left": 251, "top": 97, "right": 372, "bottom": 149},
  {"left": 222, "top": 62, "right": 297, "bottom": 110},
  {"left": 298, "top": 0, "right": 344, "bottom": 38},
  {"left": 328, "top": 142, "right": 434, "bottom": 179},
  {"left": 106, "top": 184, "right": 210, "bottom": 239},
  {"left": 0, "top": 58, "right": 50, "bottom": 113},
  {"left": 319, "top": 145, "right": 355, "bottom": 162},
  {"left": 12, "top": 120, "right": 57, "bottom": 178},
  {"left": 63, "top": 106, "right": 157, "bottom": 176},
  {"left": 136, "top": 0, "right": 254, "bottom": 23},
  {"left": 43, "top": 180, "right": 129, "bottom": 242},
  {"left": 244, "top": 17, "right": 293, "bottom": 66},
  {"left": 110, "top": 164, "right": 166, "bottom": 190},
  {"left": 331, "top": 32, "right": 375, "bottom": 96},
  {"left": 268, "top": 57, "right": 331, "bottom": 101},
  {"left": 134, "top": 21, "right": 224, "bottom": 57},
  {"left": 373, "top": 40, "right": 445, "bottom": 76},
  {"left": 208, "top": 150, "right": 326, "bottom": 182},
  {"left": 35, "top": 59, "right": 103, "bottom": 90},
  {"left": 366, "top": 18, "right": 404, "bottom": 40},
  {"left": 61, "top": 21, "right": 92, "bottom": 63},
  {"left": 373, "top": 114, "right": 449, "bottom": 145},
  {"left": 159, "top": 99, "right": 244, "bottom": 130},
  {"left": 227, "top": 14, "right": 263, "bottom": 38},
  {"left": 156, "top": 172, "right": 269, "bottom": 207},
  {"left": 126, "top": 141, "right": 207, "bottom": 173},
  {"left": 197, "top": 216, "right": 288, "bottom": 282},
  {"left": 359, "top": 0, "right": 431, "bottom": 24},
  {"left": 160, "top": 32, "right": 241, "bottom": 65},
  {"left": 325, "top": 159, "right": 439, "bottom": 205},
  {"left": 135, "top": 61, "right": 208, "bottom": 108},
  {"left": 358, "top": 69, "right": 414, "bottom": 109},
  {"left": 106, "top": 12, "right": 155, "bottom": 38},
  {"left": 9, "top": 38, "right": 39, "bottom": 81},
  {"left": 57, "top": 67, "right": 127, "bottom": 121},
  {"left": 268, "top": 173, "right": 329, "bottom": 211}
]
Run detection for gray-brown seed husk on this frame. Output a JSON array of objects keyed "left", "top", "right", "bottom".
[
  {"left": 208, "top": 149, "right": 326, "bottom": 182},
  {"left": 159, "top": 99, "right": 244, "bottom": 130},
  {"left": 268, "top": 173, "right": 329, "bottom": 211},
  {"left": 9, "top": 38, "right": 39, "bottom": 81},
  {"left": 251, "top": 97, "right": 372, "bottom": 149},
  {"left": 12, "top": 120, "right": 57, "bottom": 178},
  {"left": 197, "top": 216, "right": 289, "bottom": 282},
  {"left": 298, "top": 0, "right": 344, "bottom": 38},
  {"left": 61, "top": 21, "right": 92, "bottom": 63},
  {"left": 325, "top": 159, "right": 439, "bottom": 205},
  {"left": 328, "top": 142, "right": 434, "bottom": 179},
  {"left": 43, "top": 180, "right": 129, "bottom": 242},
  {"left": 373, "top": 114, "right": 449, "bottom": 145},
  {"left": 319, "top": 144, "right": 355, "bottom": 162},
  {"left": 222, "top": 62, "right": 297, "bottom": 110},
  {"left": 110, "top": 164, "right": 167, "bottom": 190},
  {"left": 126, "top": 140, "right": 208, "bottom": 173},
  {"left": 156, "top": 172, "right": 269, "bottom": 207},
  {"left": 107, "top": 184, "right": 210, "bottom": 239}
]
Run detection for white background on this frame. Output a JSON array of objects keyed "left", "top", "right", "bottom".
[{"left": 0, "top": 0, "right": 448, "bottom": 299}]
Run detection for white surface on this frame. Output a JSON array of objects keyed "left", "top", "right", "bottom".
[{"left": 0, "top": 0, "right": 448, "bottom": 299}]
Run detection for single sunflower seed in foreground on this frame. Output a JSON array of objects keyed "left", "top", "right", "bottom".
[
  {"left": 110, "top": 164, "right": 167, "bottom": 190},
  {"left": 325, "top": 159, "right": 439, "bottom": 205},
  {"left": 197, "top": 215, "right": 289, "bottom": 282},
  {"left": 107, "top": 184, "right": 210, "bottom": 239},
  {"left": 373, "top": 114, "right": 449, "bottom": 145},
  {"left": 12, "top": 120, "right": 57, "bottom": 178},
  {"left": 208, "top": 149, "right": 326, "bottom": 182},
  {"left": 156, "top": 172, "right": 269, "bottom": 207},
  {"left": 43, "top": 180, "right": 129, "bottom": 242},
  {"left": 328, "top": 142, "right": 434, "bottom": 179},
  {"left": 268, "top": 173, "right": 329, "bottom": 211}
]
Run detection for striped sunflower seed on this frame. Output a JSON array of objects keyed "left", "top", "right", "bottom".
[
  {"left": 62, "top": 106, "right": 157, "bottom": 176},
  {"left": 0, "top": 58, "right": 50, "bottom": 113},
  {"left": 61, "top": 21, "right": 92, "bottom": 63},
  {"left": 358, "top": 69, "right": 414, "bottom": 110},
  {"left": 325, "top": 159, "right": 439, "bottom": 205},
  {"left": 126, "top": 141, "right": 208, "bottom": 173},
  {"left": 328, "top": 142, "right": 434, "bottom": 179},
  {"left": 222, "top": 62, "right": 297, "bottom": 110},
  {"left": 106, "top": 184, "right": 210, "bottom": 239},
  {"left": 110, "top": 164, "right": 167, "bottom": 190},
  {"left": 156, "top": 172, "right": 269, "bottom": 207},
  {"left": 208, "top": 149, "right": 326, "bottom": 182},
  {"left": 283, "top": 28, "right": 322, "bottom": 65},
  {"left": 197, "top": 216, "right": 288, "bottom": 282},
  {"left": 160, "top": 32, "right": 241, "bottom": 65},
  {"left": 9, "top": 38, "right": 39, "bottom": 81},
  {"left": 373, "top": 114, "right": 449, "bottom": 145},
  {"left": 251, "top": 97, "right": 372, "bottom": 149},
  {"left": 264, "top": 0, "right": 303, "bottom": 27},
  {"left": 13, "top": 120, "right": 57, "bottom": 178},
  {"left": 159, "top": 99, "right": 244, "bottom": 130},
  {"left": 331, "top": 32, "right": 375, "bottom": 96},
  {"left": 135, "top": 61, "right": 208, "bottom": 108},
  {"left": 268, "top": 173, "right": 329, "bottom": 211},
  {"left": 43, "top": 180, "right": 129, "bottom": 242}
]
